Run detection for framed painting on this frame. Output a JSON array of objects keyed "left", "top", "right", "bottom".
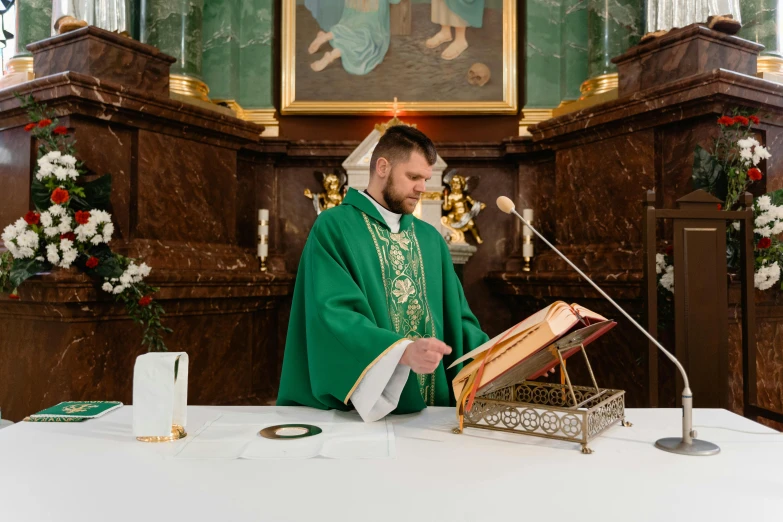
[{"left": 281, "top": 0, "right": 517, "bottom": 114}]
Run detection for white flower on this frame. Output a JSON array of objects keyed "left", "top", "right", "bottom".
[
  {"left": 753, "top": 145, "right": 772, "bottom": 166},
  {"left": 755, "top": 262, "right": 781, "bottom": 291},
  {"left": 60, "top": 154, "right": 77, "bottom": 167},
  {"left": 757, "top": 195, "right": 771, "bottom": 211},
  {"left": 738, "top": 137, "right": 759, "bottom": 149},
  {"left": 119, "top": 273, "right": 132, "bottom": 285},
  {"left": 54, "top": 166, "right": 68, "bottom": 181},
  {"left": 102, "top": 223, "right": 114, "bottom": 241},
  {"left": 48, "top": 205, "right": 64, "bottom": 217},
  {"left": 740, "top": 148, "right": 754, "bottom": 162},
  {"left": 655, "top": 253, "right": 666, "bottom": 275},
  {"left": 102, "top": 282, "right": 113, "bottom": 292},
  {"left": 732, "top": 221, "right": 741, "bottom": 231},
  {"left": 67, "top": 169, "right": 78, "bottom": 180},
  {"left": 139, "top": 263, "right": 151, "bottom": 277},
  {"left": 40, "top": 212, "right": 53, "bottom": 227},
  {"left": 659, "top": 265, "right": 675, "bottom": 293},
  {"left": 90, "top": 235, "right": 102, "bottom": 245},
  {"left": 58, "top": 220, "right": 72, "bottom": 234},
  {"left": 60, "top": 238, "right": 73, "bottom": 251},
  {"left": 45, "top": 150, "right": 61, "bottom": 161},
  {"left": 44, "top": 226, "right": 59, "bottom": 237},
  {"left": 46, "top": 244, "right": 60, "bottom": 265},
  {"left": 112, "top": 285, "right": 125, "bottom": 294},
  {"left": 60, "top": 249, "right": 77, "bottom": 268}
]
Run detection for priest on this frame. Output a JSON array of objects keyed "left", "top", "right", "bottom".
[{"left": 277, "top": 125, "right": 489, "bottom": 421}]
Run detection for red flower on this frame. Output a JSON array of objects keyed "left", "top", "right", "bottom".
[
  {"left": 8, "top": 293, "right": 19, "bottom": 300},
  {"left": 717, "top": 203, "right": 722, "bottom": 210},
  {"left": 757, "top": 237, "right": 772, "bottom": 249},
  {"left": 60, "top": 232, "right": 76, "bottom": 241},
  {"left": 138, "top": 295, "right": 153, "bottom": 307},
  {"left": 38, "top": 119, "right": 52, "bottom": 128},
  {"left": 665, "top": 245, "right": 674, "bottom": 257},
  {"left": 51, "top": 187, "right": 70, "bottom": 204},
  {"left": 749, "top": 115, "right": 760, "bottom": 125},
  {"left": 718, "top": 116, "right": 735, "bottom": 126},
  {"left": 53, "top": 126, "right": 68, "bottom": 135},
  {"left": 85, "top": 256, "right": 99, "bottom": 269},
  {"left": 74, "top": 210, "right": 91, "bottom": 225},
  {"left": 748, "top": 167, "right": 763, "bottom": 181},
  {"left": 24, "top": 123, "right": 36, "bottom": 132},
  {"left": 23, "top": 211, "right": 40, "bottom": 225},
  {"left": 734, "top": 115, "right": 749, "bottom": 126}
]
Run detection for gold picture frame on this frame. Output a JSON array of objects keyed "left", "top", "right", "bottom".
[{"left": 281, "top": 0, "right": 517, "bottom": 115}]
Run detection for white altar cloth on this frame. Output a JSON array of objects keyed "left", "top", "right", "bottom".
[{"left": 0, "top": 406, "right": 781, "bottom": 522}]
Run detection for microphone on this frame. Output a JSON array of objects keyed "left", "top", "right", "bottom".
[{"left": 496, "top": 196, "right": 720, "bottom": 456}]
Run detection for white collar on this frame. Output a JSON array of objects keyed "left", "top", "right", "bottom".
[{"left": 359, "top": 190, "right": 402, "bottom": 233}]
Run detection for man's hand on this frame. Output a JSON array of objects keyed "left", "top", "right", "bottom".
[{"left": 400, "top": 338, "right": 452, "bottom": 374}]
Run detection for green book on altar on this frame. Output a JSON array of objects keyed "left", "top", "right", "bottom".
[{"left": 25, "top": 401, "right": 123, "bottom": 422}]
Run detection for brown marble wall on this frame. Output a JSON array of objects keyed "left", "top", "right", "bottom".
[{"left": 0, "top": 70, "right": 293, "bottom": 421}]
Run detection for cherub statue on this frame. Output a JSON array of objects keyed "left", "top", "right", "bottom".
[
  {"left": 441, "top": 170, "right": 485, "bottom": 245},
  {"left": 304, "top": 170, "right": 348, "bottom": 215}
]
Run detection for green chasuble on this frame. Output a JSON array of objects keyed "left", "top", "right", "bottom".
[{"left": 277, "top": 188, "right": 489, "bottom": 414}]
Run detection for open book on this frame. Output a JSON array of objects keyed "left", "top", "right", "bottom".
[{"left": 449, "top": 302, "right": 616, "bottom": 403}]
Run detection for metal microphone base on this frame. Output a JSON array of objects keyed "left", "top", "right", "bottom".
[{"left": 655, "top": 437, "right": 720, "bottom": 456}]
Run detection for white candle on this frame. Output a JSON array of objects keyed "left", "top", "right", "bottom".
[
  {"left": 259, "top": 209, "right": 269, "bottom": 221},
  {"left": 260, "top": 243, "right": 268, "bottom": 258},
  {"left": 258, "top": 225, "right": 268, "bottom": 236},
  {"left": 523, "top": 242, "right": 534, "bottom": 257},
  {"left": 522, "top": 208, "right": 534, "bottom": 237}
]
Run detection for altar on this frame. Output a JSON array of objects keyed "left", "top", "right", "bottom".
[{"left": 1, "top": 406, "right": 781, "bottom": 521}]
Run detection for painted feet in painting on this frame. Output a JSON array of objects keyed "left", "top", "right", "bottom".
[
  {"left": 310, "top": 49, "right": 342, "bottom": 72},
  {"left": 441, "top": 38, "right": 468, "bottom": 60},
  {"left": 426, "top": 28, "right": 453, "bottom": 49},
  {"left": 308, "top": 31, "right": 333, "bottom": 55}
]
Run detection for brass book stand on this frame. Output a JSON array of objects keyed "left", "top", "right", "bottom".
[{"left": 454, "top": 324, "right": 631, "bottom": 454}]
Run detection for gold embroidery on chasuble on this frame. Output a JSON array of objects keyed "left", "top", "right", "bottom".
[{"left": 363, "top": 214, "right": 437, "bottom": 405}]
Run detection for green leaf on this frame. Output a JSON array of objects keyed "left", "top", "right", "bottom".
[
  {"left": 9, "top": 257, "right": 47, "bottom": 288},
  {"left": 768, "top": 188, "right": 783, "bottom": 208},
  {"left": 692, "top": 145, "right": 728, "bottom": 201},
  {"left": 31, "top": 178, "right": 53, "bottom": 212},
  {"left": 89, "top": 246, "right": 124, "bottom": 279},
  {"left": 82, "top": 174, "right": 112, "bottom": 210}
]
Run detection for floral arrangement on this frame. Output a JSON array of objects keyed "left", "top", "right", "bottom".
[
  {"left": 0, "top": 94, "right": 170, "bottom": 351},
  {"left": 657, "top": 111, "right": 783, "bottom": 295}
]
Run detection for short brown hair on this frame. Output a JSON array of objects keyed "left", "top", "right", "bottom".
[{"left": 370, "top": 126, "right": 437, "bottom": 175}]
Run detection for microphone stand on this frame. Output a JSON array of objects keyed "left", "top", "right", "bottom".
[{"left": 499, "top": 197, "right": 719, "bottom": 456}]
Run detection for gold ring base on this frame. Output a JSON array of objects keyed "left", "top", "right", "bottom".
[
  {"left": 758, "top": 55, "right": 783, "bottom": 75},
  {"left": 169, "top": 74, "right": 210, "bottom": 102},
  {"left": 136, "top": 424, "right": 187, "bottom": 442},
  {"left": 580, "top": 73, "right": 619, "bottom": 98},
  {"left": 5, "top": 56, "right": 34, "bottom": 75}
]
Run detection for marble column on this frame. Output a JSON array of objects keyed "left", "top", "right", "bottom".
[
  {"left": 582, "top": 0, "right": 643, "bottom": 96},
  {"left": 521, "top": 0, "right": 562, "bottom": 136},
  {"left": 560, "top": 0, "right": 589, "bottom": 102},
  {"left": 6, "top": 0, "right": 51, "bottom": 74},
  {"left": 140, "top": 0, "right": 208, "bottom": 99},
  {"left": 237, "top": 0, "right": 277, "bottom": 136},
  {"left": 202, "top": 0, "right": 240, "bottom": 101},
  {"left": 739, "top": 0, "right": 783, "bottom": 74}
]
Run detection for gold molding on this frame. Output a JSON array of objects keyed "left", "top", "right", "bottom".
[
  {"left": 519, "top": 108, "right": 554, "bottom": 136},
  {"left": 169, "top": 74, "right": 210, "bottom": 102},
  {"left": 420, "top": 191, "right": 442, "bottom": 201},
  {"left": 5, "top": 56, "right": 34, "bottom": 75},
  {"left": 758, "top": 55, "right": 783, "bottom": 75},
  {"left": 280, "top": 0, "right": 518, "bottom": 115},
  {"left": 580, "top": 73, "right": 618, "bottom": 98},
  {"left": 212, "top": 99, "right": 280, "bottom": 137},
  {"left": 552, "top": 88, "right": 619, "bottom": 117}
]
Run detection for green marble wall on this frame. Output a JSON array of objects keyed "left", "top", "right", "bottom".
[
  {"left": 202, "top": 0, "right": 241, "bottom": 100},
  {"left": 739, "top": 0, "right": 782, "bottom": 57},
  {"left": 560, "top": 0, "right": 589, "bottom": 100},
  {"left": 525, "top": 0, "right": 562, "bottom": 109},
  {"left": 140, "top": 0, "right": 205, "bottom": 77},
  {"left": 13, "top": 0, "right": 52, "bottom": 58},
  {"left": 238, "top": 0, "right": 273, "bottom": 109},
  {"left": 587, "top": 0, "right": 643, "bottom": 78}
]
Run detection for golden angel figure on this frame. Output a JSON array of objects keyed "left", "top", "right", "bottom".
[
  {"left": 441, "top": 170, "right": 485, "bottom": 245},
  {"left": 304, "top": 171, "right": 348, "bottom": 215}
]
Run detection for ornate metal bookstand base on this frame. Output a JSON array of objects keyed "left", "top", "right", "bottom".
[{"left": 454, "top": 345, "right": 630, "bottom": 454}]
